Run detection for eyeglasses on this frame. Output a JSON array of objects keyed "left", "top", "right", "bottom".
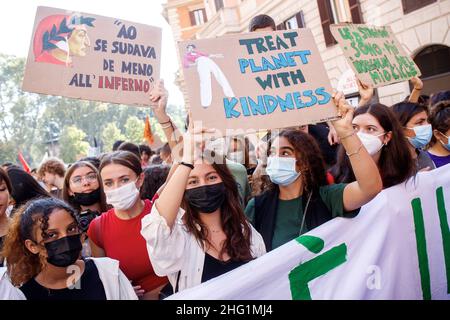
[{"left": 70, "top": 173, "right": 98, "bottom": 186}]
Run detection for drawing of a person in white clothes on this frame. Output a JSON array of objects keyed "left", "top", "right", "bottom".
[{"left": 182, "top": 44, "right": 235, "bottom": 108}]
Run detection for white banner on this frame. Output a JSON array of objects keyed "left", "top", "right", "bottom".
[{"left": 169, "top": 164, "right": 450, "bottom": 300}]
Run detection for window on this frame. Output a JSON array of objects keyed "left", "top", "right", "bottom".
[
  {"left": 286, "top": 12, "right": 306, "bottom": 29},
  {"left": 215, "top": 0, "right": 224, "bottom": 12},
  {"left": 402, "top": 0, "right": 437, "bottom": 14},
  {"left": 412, "top": 45, "right": 450, "bottom": 95},
  {"left": 276, "top": 11, "right": 305, "bottom": 30},
  {"left": 190, "top": 9, "right": 207, "bottom": 26},
  {"left": 317, "top": 0, "right": 363, "bottom": 47}
]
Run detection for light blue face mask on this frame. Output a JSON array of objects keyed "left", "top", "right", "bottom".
[
  {"left": 407, "top": 124, "right": 432, "bottom": 149},
  {"left": 266, "top": 156, "right": 301, "bottom": 186},
  {"left": 438, "top": 131, "right": 450, "bottom": 151}
]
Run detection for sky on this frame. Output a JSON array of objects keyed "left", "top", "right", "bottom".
[{"left": 0, "top": 0, "right": 184, "bottom": 107}]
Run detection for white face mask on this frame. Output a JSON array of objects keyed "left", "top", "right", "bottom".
[
  {"left": 357, "top": 132, "right": 385, "bottom": 156},
  {"left": 104, "top": 180, "right": 140, "bottom": 210}
]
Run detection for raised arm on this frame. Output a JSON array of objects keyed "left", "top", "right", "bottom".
[
  {"left": 155, "top": 124, "right": 215, "bottom": 228},
  {"left": 149, "top": 79, "right": 182, "bottom": 151},
  {"left": 331, "top": 92, "right": 383, "bottom": 212},
  {"left": 408, "top": 76, "right": 423, "bottom": 103},
  {"left": 357, "top": 79, "right": 374, "bottom": 107}
]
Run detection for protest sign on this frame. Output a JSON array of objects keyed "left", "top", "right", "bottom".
[
  {"left": 179, "top": 29, "right": 338, "bottom": 134},
  {"left": 169, "top": 164, "right": 450, "bottom": 300},
  {"left": 22, "top": 6, "right": 161, "bottom": 106},
  {"left": 330, "top": 23, "right": 421, "bottom": 88}
]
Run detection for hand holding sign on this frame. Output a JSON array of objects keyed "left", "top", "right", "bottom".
[
  {"left": 149, "top": 79, "right": 169, "bottom": 123},
  {"left": 331, "top": 91, "right": 355, "bottom": 137}
]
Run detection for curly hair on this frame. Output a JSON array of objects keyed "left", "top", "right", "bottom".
[
  {"left": 256, "top": 129, "right": 327, "bottom": 194},
  {"left": 1, "top": 198, "right": 79, "bottom": 286},
  {"left": 181, "top": 161, "right": 253, "bottom": 262},
  {"left": 38, "top": 158, "right": 66, "bottom": 178},
  {"left": 140, "top": 164, "right": 170, "bottom": 200}
]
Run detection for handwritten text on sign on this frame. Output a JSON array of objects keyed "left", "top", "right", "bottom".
[{"left": 330, "top": 24, "right": 421, "bottom": 88}]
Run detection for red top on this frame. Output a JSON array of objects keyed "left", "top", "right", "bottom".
[{"left": 87, "top": 199, "right": 167, "bottom": 292}]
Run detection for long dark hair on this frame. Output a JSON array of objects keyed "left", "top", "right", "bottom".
[
  {"left": 331, "top": 103, "right": 416, "bottom": 188},
  {"left": 428, "top": 101, "right": 450, "bottom": 146},
  {"left": 391, "top": 101, "right": 429, "bottom": 127},
  {"left": 181, "top": 162, "right": 253, "bottom": 262},
  {"left": 140, "top": 164, "right": 170, "bottom": 200},
  {"left": 1, "top": 198, "right": 78, "bottom": 286},
  {"left": 6, "top": 167, "right": 51, "bottom": 209},
  {"left": 62, "top": 161, "right": 108, "bottom": 212},
  {"left": 0, "top": 167, "right": 12, "bottom": 194},
  {"left": 260, "top": 129, "right": 328, "bottom": 194}
]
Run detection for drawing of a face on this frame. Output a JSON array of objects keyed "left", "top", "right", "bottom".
[{"left": 68, "top": 26, "right": 90, "bottom": 57}]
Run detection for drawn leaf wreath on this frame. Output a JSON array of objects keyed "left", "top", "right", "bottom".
[{"left": 42, "top": 16, "right": 96, "bottom": 51}]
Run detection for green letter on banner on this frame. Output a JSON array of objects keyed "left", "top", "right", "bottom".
[
  {"left": 411, "top": 197, "right": 431, "bottom": 300},
  {"left": 436, "top": 187, "right": 450, "bottom": 293}
]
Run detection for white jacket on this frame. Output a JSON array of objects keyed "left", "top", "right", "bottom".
[
  {"left": 141, "top": 205, "right": 266, "bottom": 293},
  {"left": 90, "top": 257, "right": 138, "bottom": 300},
  {"left": 0, "top": 267, "right": 25, "bottom": 300},
  {"left": 0, "top": 258, "right": 137, "bottom": 300}
]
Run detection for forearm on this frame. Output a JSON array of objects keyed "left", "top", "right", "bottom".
[
  {"left": 340, "top": 132, "right": 382, "bottom": 193},
  {"left": 408, "top": 88, "right": 421, "bottom": 103},
  {"left": 153, "top": 111, "right": 182, "bottom": 150},
  {"left": 156, "top": 165, "right": 190, "bottom": 228}
]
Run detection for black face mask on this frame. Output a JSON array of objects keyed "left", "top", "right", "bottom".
[
  {"left": 72, "top": 188, "right": 101, "bottom": 206},
  {"left": 44, "top": 234, "right": 82, "bottom": 267},
  {"left": 184, "top": 182, "right": 226, "bottom": 214}
]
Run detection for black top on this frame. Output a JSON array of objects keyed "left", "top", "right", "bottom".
[
  {"left": 20, "top": 259, "right": 107, "bottom": 300},
  {"left": 201, "top": 253, "right": 247, "bottom": 283}
]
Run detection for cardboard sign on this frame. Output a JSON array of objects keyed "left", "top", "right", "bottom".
[
  {"left": 22, "top": 6, "right": 162, "bottom": 106},
  {"left": 179, "top": 29, "right": 338, "bottom": 134},
  {"left": 330, "top": 24, "right": 421, "bottom": 88}
]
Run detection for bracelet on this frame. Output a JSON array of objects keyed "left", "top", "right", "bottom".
[
  {"left": 346, "top": 143, "right": 363, "bottom": 157},
  {"left": 179, "top": 161, "right": 194, "bottom": 169},
  {"left": 339, "top": 131, "right": 355, "bottom": 140},
  {"left": 160, "top": 122, "right": 173, "bottom": 129},
  {"left": 159, "top": 119, "right": 171, "bottom": 125}
]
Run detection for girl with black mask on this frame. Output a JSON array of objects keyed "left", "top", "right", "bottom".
[
  {"left": 62, "top": 161, "right": 108, "bottom": 216},
  {"left": 141, "top": 124, "right": 266, "bottom": 294},
  {"left": 1, "top": 198, "right": 137, "bottom": 300}
]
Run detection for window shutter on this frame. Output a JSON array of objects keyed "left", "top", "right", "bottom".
[
  {"left": 202, "top": 8, "right": 207, "bottom": 22},
  {"left": 317, "top": 0, "right": 336, "bottom": 46},
  {"left": 348, "top": 0, "right": 363, "bottom": 23},
  {"left": 276, "top": 23, "right": 286, "bottom": 30},
  {"left": 295, "top": 11, "right": 305, "bottom": 28},
  {"left": 189, "top": 11, "right": 195, "bottom": 26}
]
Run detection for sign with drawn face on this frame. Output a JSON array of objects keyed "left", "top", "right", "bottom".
[
  {"left": 179, "top": 29, "right": 338, "bottom": 135},
  {"left": 330, "top": 23, "right": 421, "bottom": 88},
  {"left": 22, "top": 6, "right": 162, "bottom": 106}
]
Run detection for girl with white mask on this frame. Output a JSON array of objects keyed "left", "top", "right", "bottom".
[
  {"left": 87, "top": 151, "right": 168, "bottom": 300},
  {"left": 392, "top": 102, "right": 436, "bottom": 171},
  {"left": 245, "top": 93, "right": 383, "bottom": 251},
  {"left": 332, "top": 103, "right": 416, "bottom": 188}
]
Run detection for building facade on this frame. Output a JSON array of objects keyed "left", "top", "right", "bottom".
[{"left": 164, "top": 0, "right": 450, "bottom": 107}]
